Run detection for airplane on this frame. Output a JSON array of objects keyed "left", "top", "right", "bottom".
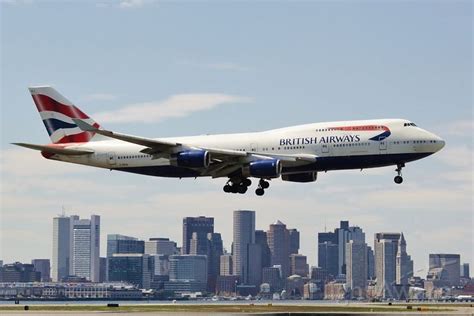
[{"left": 14, "top": 86, "right": 445, "bottom": 196}]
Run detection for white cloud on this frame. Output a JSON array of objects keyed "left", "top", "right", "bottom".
[
  {"left": 441, "top": 119, "right": 474, "bottom": 137},
  {"left": 93, "top": 93, "right": 252, "bottom": 123},
  {"left": 118, "top": 0, "right": 156, "bottom": 9}
]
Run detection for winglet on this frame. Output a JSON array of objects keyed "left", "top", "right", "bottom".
[{"left": 73, "top": 118, "right": 99, "bottom": 132}]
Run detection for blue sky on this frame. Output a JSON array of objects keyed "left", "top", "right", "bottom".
[{"left": 1, "top": 1, "right": 472, "bottom": 276}]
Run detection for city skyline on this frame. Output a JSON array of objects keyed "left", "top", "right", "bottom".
[
  {"left": 1, "top": 209, "right": 471, "bottom": 280},
  {"left": 1, "top": 1, "right": 472, "bottom": 277}
]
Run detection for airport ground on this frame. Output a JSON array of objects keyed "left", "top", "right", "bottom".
[{"left": 0, "top": 301, "right": 473, "bottom": 315}]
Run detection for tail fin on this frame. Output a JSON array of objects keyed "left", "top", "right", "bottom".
[{"left": 29, "top": 86, "right": 102, "bottom": 144}]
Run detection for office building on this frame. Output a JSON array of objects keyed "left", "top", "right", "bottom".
[
  {"left": 267, "top": 220, "right": 290, "bottom": 277},
  {"left": 289, "top": 228, "right": 300, "bottom": 254},
  {"left": 232, "top": 210, "right": 256, "bottom": 284},
  {"left": 461, "top": 263, "right": 470, "bottom": 278},
  {"left": 318, "top": 239, "right": 338, "bottom": 278},
  {"left": 0, "top": 262, "right": 41, "bottom": 282},
  {"left": 182, "top": 216, "right": 214, "bottom": 255},
  {"left": 216, "top": 275, "right": 239, "bottom": 296},
  {"left": 255, "top": 230, "right": 271, "bottom": 268},
  {"left": 108, "top": 254, "right": 152, "bottom": 289},
  {"left": 165, "top": 255, "right": 207, "bottom": 293},
  {"left": 367, "top": 246, "right": 375, "bottom": 280},
  {"left": 310, "top": 266, "right": 330, "bottom": 283},
  {"left": 52, "top": 215, "right": 72, "bottom": 282},
  {"left": 145, "top": 238, "right": 177, "bottom": 256},
  {"left": 208, "top": 233, "right": 224, "bottom": 285},
  {"left": 290, "top": 254, "right": 309, "bottom": 277},
  {"left": 107, "top": 234, "right": 144, "bottom": 257},
  {"left": 220, "top": 254, "right": 233, "bottom": 276},
  {"left": 374, "top": 232, "right": 400, "bottom": 298},
  {"left": 429, "top": 254, "right": 461, "bottom": 286},
  {"left": 247, "top": 243, "right": 262, "bottom": 286},
  {"left": 395, "top": 233, "right": 413, "bottom": 285},
  {"left": 262, "top": 266, "right": 283, "bottom": 292},
  {"left": 31, "top": 259, "right": 50, "bottom": 282},
  {"left": 99, "top": 257, "right": 107, "bottom": 283},
  {"left": 71, "top": 215, "right": 100, "bottom": 282},
  {"left": 345, "top": 240, "right": 367, "bottom": 298}
]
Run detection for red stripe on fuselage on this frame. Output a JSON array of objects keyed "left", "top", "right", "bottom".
[
  {"left": 32, "top": 94, "right": 90, "bottom": 119},
  {"left": 328, "top": 125, "right": 390, "bottom": 132}
]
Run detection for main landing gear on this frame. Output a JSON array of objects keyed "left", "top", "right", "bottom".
[
  {"left": 394, "top": 163, "right": 404, "bottom": 184},
  {"left": 223, "top": 178, "right": 252, "bottom": 194},
  {"left": 223, "top": 178, "right": 269, "bottom": 196},
  {"left": 255, "top": 179, "right": 270, "bottom": 196}
]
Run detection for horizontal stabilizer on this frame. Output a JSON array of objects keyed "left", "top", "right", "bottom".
[{"left": 12, "top": 143, "right": 94, "bottom": 155}]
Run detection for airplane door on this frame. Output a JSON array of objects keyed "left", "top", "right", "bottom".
[
  {"left": 106, "top": 152, "right": 116, "bottom": 165},
  {"left": 322, "top": 144, "right": 330, "bottom": 154},
  {"left": 379, "top": 141, "right": 387, "bottom": 153}
]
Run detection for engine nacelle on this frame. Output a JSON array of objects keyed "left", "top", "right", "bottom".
[
  {"left": 171, "top": 150, "right": 210, "bottom": 168},
  {"left": 282, "top": 172, "right": 317, "bottom": 183},
  {"left": 242, "top": 159, "right": 281, "bottom": 178}
]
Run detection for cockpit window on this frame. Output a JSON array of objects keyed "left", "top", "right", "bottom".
[{"left": 404, "top": 122, "right": 417, "bottom": 127}]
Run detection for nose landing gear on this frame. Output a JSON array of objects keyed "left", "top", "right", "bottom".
[{"left": 394, "top": 163, "right": 404, "bottom": 184}]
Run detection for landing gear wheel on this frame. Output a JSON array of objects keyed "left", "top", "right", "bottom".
[
  {"left": 238, "top": 185, "right": 248, "bottom": 194},
  {"left": 223, "top": 185, "right": 232, "bottom": 193},
  {"left": 255, "top": 188, "right": 265, "bottom": 196},
  {"left": 243, "top": 178, "right": 252, "bottom": 187},
  {"left": 259, "top": 179, "right": 270, "bottom": 189},
  {"left": 230, "top": 185, "right": 239, "bottom": 193},
  {"left": 394, "top": 163, "right": 405, "bottom": 184}
]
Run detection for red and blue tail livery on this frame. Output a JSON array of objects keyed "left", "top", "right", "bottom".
[
  {"left": 15, "top": 85, "right": 445, "bottom": 196},
  {"left": 29, "top": 86, "right": 100, "bottom": 144}
]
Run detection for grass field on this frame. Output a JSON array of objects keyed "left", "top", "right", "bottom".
[{"left": 0, "top": 303, "right": 460, "bottom": 313}]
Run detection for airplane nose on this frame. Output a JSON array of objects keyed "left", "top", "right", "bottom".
[{"left": 432, "top": 134, "right": 445, "bottom": 152}]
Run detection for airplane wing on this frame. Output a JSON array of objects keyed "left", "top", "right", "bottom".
[
  {"left": 73, "top": 119, "right": 316, "bottom": 177},
  {"left": 12, "top": 143, "right": 94, "bottom": 155}
]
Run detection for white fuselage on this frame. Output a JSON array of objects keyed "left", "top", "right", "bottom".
[{"left": 52, "top": 118, "right": 444, "bottom": 178}]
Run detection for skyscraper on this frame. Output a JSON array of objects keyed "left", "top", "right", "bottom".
[
  {"left": 367, "top": 246, "right": 375, "bottom": 280},
  {"left": 233, "top": 210, "right": 256, "bottom": 284},
  {"left": 165, "top": 255, "right": 208, "bottom": 293},
  {"left": 395, "top": 233, "right": 413, "bottom": 285},
  {"left": 182, "top": 216, "right": 214, "bottom": 255},
  {"left": 267, "top": 220, "right": 290, "bottom": 278},
  {"left": 337, "top": 221, "right": 365, "bottom": 275},
  {"left": 52, "top": 215, "right": 72, "bottom": 282},
  {"left": 32, "top": 259, "right": 51, "bottom": 282},
  {"left": 318, "top": 231, "right": 338, "bottom": 278},
  {"left": 429, "top": 254, "right": 461, "bottom": 286},
  {"left": 255, "top": 230, "right": 271, "bottom": 268},
  {"left": 289, "top": 229, "right": 300, "bottom": 254},
  {"left": 374, "top": 232, "right": 400, "bottom": 298},
  {"left": 461, "top": 263, "right": 470, "bottom": 278},
  {"left": 345, "top": 240, "right": 367, "bottom": 298},
  {"left": 71, "top": 215, "right": 100, "bottom": 282},
  {"left": 207, "top": 232, "right": 224, "bottom": 291}
]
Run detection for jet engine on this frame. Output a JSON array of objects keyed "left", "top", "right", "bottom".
[
  {"left": 242, "top": 159, "right": 281, "bottom": 178},
  {"left": 282, "top": 172, "right": 317, "bottom": 183},
  {"left": 171, "top": 150, "right": 211, "bottom": 168}
]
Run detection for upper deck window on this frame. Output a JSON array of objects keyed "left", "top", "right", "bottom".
[{"left": 404, "top": 122, "right": 417, "bottom": 127}]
